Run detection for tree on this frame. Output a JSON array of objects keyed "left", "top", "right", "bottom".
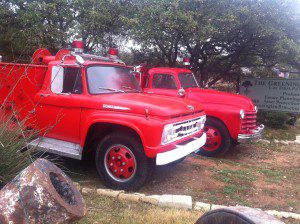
[
  {"left": 0, "top": 0, "right": 76, "bottom": 61},
  {"left": 73, "top": 0, "right": 131, "bottom": 54},
  {"left": 0, "top": 0, "right": 131, "bottom": 61},
  {"left": 127, "top": 0, "right": 186, "bottom": 66},
  {"left": 129, "top": 0, "right": 300, "bottom": 87}
]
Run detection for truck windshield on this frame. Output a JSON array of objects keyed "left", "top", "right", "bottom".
[
  {"left": 178, "top": 73, "right": 199, "bottom": 88},
  {"left": 87, "top": 66, "right": 142, "bottom": 94}
]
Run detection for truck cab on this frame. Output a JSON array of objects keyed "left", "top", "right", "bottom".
[
  {"left": 137, "top": 67, "right": 264, "bottom": 156},
  {"left": 0, "top": 43, "right": 206, "bottom": 190}
]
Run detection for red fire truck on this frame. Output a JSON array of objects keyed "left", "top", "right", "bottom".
[
  {"left": 0, "top": 42, "right": 206, "bottom": 190},
  {"left": 134, "top": 62, "right": 264, "bottom": 157}
]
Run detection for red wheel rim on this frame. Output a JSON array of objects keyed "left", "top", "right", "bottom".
[
  {"left": 202, "top": 125, "right": 222, "bottom": 151},
  {"left": 104, "top": 145, "right": 136, "bottom": 182}
]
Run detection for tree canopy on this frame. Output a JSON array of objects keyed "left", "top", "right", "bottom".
[
  {"left": 0, "top": 0, "right": 129, "bottom": 61},
  {"left": 0, "top": 0, "right": 299, "bottom": 86},
  {"left": 129, "top": 0, "right": 300, "bottom": 86}
]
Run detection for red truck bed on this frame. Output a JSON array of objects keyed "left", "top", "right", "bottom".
[{"left": 0, "top": 63, "right": 47, "bottom": 127}]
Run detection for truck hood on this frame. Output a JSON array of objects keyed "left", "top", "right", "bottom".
[
  {"left": 88, "top": 93, "right": 203, "bottom": 117},
  {"left": 186, "top": 88, "right": 255, "bottom": 110},
  {"left": 91, "top": 93, "right": 203, "bottom": 118}
]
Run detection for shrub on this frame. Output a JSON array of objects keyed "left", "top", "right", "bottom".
[
  {"left": 0, "top": 116, "right": 34, "bottom": 188},
  {"left": 257, "top": 111, "right": 289, "bottom": 129}
]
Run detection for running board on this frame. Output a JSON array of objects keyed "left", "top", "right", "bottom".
[{"left": 28, "top": 137, "right": 82, "bottom": 160}]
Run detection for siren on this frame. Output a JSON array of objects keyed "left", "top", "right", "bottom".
[
  {"left": 183, "top": 57, "right": 190, "bottom": 66},
  {"left": 72, "top": 40, "right": 84, "bottom": 53},
  {"left": 108, "top": 48, "right": 119, "bottom": 58}
]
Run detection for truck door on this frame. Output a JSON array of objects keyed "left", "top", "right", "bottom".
[
  {"left": 35, "top": 65, "right": 83, "bottom": 144},
  {"left": 145, "top": 73, "right": 179, "bottom": 97}
]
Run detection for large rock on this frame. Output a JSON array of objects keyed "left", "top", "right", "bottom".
[{"left": 0, "top": 159, "right": 86, "bottom": 224}]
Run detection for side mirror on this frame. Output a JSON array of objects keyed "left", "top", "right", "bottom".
[
  {"left": 75, "top": 55, "right": 85, "bottom": 65},
  {"left": 178, "top": 88, "right": 185, "bottom": 97}
]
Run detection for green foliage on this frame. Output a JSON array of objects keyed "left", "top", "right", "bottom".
[
  {"left": 257, "top": 111, "right": 290, "bottom": 129},
  {"left": 129, "top": 0, "right": 300, "bottom": 86},
  {"left": 0, "top": 0, "right": 299, "bottom": 85},
  {"left": 223, "top": 185, "right": 239, "bottom": 195},
  {"left": 257, "top": 168, "right": 284, "bottom": 183},
  {"left": 126, "top": 0, "right": 187, "bottom": 66},
  {"left": 0, "top": 117, "right": 33, "bottom": 188},
  {"left": 72, "top": 0, "right": 130, "bottom": 53},
  {"left": 212, "top": 168, "right": 257, "bottom": 184},
  {"left": 263, "top": 126, "right": 297, "bottom": 141},
  {"left": 0, "top": 0, "right": 130, "bottom": 62}
]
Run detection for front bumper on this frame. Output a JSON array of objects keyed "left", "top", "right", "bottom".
[
  {"left": 238, "top": 124, "right": 265, "bottom": 143},
  {"left": 156, "top": 133, "right": 206, "bottom": 165}
]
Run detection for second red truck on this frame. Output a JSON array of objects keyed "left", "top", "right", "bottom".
[{"left": 135, "top": 65, "right": 264, "bottom": 156}]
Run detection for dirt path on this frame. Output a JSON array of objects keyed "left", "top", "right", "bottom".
[
  {"left": 64, "top": 142, "right": 300, "bottom": 214},
  {"left": 141, "top": 143, "right": 300, "bottom": 213}
]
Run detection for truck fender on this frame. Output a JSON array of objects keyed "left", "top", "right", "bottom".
[
  {"left": 205, "top": 114, "right": 240, "bottom": 140},
  {"left": 80, "top": 118, "right": 145, "bottom": 151}
]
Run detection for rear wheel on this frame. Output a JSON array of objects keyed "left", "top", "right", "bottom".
[
  {"left": 95, "top": 133, "right": 154, "bottom": 190},
  {"left": 196, "top": 117, "right": 231, "bottom": 157}
]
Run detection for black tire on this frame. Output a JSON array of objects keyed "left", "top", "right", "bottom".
[
  {"left": 95, "top": 132, "right": 154, "bottom": 191},
  {"left": 196, "top": 117, "right": 231, "bottom": 157},
  {"left": 195, "top": 209, "right": 256, "bottom": 224}
]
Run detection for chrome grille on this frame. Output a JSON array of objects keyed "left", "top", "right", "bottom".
[
  {"left": 241, "top": 110, "right": 257, "bottom": 131},
  {"left": 173, "top": 116, "right": 205, "bottom": 139}
]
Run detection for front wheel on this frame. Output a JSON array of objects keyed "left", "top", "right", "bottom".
[
  {"left": 95, "top": 133, "right": 154, "bottom": 191},
  {"left": 196, "top": 117, "right": 231, "bottom": 157}
]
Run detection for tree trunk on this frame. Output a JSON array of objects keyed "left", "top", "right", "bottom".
[{"left": 236, "top": 73, "right": 241, "bottom": 93}]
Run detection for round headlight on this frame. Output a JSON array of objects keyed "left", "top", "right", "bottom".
[{"left": 240, "top": 109, "right": 245, "bottom": 119}]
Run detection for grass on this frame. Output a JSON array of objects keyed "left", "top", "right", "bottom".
[
  {"left": 223, "top": 185, "right": 239, "bottom": 194},
  {"left": 78, "top": 195, "right": 202, "bottom": 224},
  {"left": 231, "top": 195, "right": 251, "bottom": 207},
  {"left": 78, "top": 194, "right": 299, "bottom": 224},
  {"left": 257, "top": 168, "right": 284, "bottom": 183},
  {"left": 263, "top": 127, "right": 297, "bottom": 141},
  {"left": 211, "top": 168, "right": 257, "bottom": 184},
  {"left": 210, "top": 168, "right": 256, "bottom": 206},
  {"left": 0, "top": 115, "right": 34, "bottom": 187},
  {"left": 207, "top": 195, "right": 219, "bottom": 204},
  {"left": 288, "top": 201, "right": 299, "bottom": 208},
  {"left": 223, "top": 185, "right": 249, "bottom": 195}
]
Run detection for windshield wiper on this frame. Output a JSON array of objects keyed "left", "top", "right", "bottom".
[
  {"left": 98, "top": 87, "right": 125, "bottom": 93},
  {"left": 121, "top": 86, "right": 141, "bottom": 92}
]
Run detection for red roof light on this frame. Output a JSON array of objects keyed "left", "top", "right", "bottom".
[
  {"left": 72, "top": 40, "right": 84, "bottom": 53},
  {"left": 72, "top": 40, "right": 84, "bottom": 49},
  {"left": 183, "top": 57, "right": 190, "bottom": 66},
  {"left": 109, "top": 48, "right": 119, "bottom": 56}
]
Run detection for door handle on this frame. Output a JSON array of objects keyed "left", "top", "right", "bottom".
[
  {"left": 40, "top": 93, "right": 50, "bottom": 97},
  {"left": 56, "top": 92, "right": 71, "bottom": 96}
]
